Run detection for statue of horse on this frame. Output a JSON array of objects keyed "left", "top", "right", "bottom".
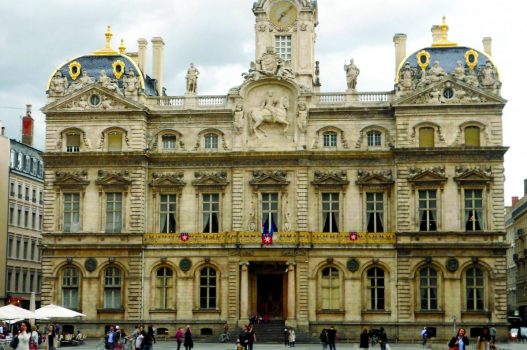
[{"left": 248, "top": 96, "right": 289, "bottom": 138}]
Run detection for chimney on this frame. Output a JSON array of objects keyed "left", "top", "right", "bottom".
[
  {"left": 512, "top": 196, "right": 520, "bottom": 206},
  {"left": 431, "top": 25, "right": 442, "bottom": 44},
  {"left": 483, "top": 37, "right": 492, "bottom": 56},
  {"left": 151, "top": 37, "right": 165, "bottom": 94},
  {"left": 22, "top": 104, "right": 34, "bottom": 147},
  {"left": 393, "top": 33, "right": 407, "bottom": 79},
  {"left": 137, "top": 38, "right": 148, "bottom": 74},
  {"left": 524, "top": 178, "right": 527, "bottom": 196}
]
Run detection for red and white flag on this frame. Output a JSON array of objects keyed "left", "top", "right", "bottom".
[
  {"left": 180, "top": 232, "right": 189, "bottom": 242},
  {"left": 262, "top": 234, "right": 273, "bottom": 245}
]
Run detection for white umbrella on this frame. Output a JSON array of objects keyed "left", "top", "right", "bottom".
[
  {"left": 35, "top": 304, "right": 86, "bottom": 318},
  {"left": 0, "top": 304, "right": 43, "bottom": 320}
]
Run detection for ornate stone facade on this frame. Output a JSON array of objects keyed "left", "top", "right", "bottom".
[{"left": 41, "top": 3, "right": 508, "bottom": 342}]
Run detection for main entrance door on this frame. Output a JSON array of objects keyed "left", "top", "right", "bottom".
[{"left": 257, "top": 274, "right": 283, "bottom": 319}]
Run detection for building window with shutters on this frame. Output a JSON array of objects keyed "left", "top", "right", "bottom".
[
  {"left": 418, "top": 190, "right": 437, "bottom": 231},
  {"left": 419, "top": 127, "right": 435, "bottom": 147},
  {"left": 155, "top": 267, "right": 174, "bottom": 309},
  {"left": 199, "top": 267, "right": 217, "bottom": 309},
  {"left": 321, "top": 193, "right": 339, "bottom": 232},
  {"left": 367, "top": 267, "right": 385, "bottom": 310},
  {"left": 66, "top": 134, "right": 81, "bottom": 153},
  {"left": 419, "top": 266, "right": 438, "bottom": 310},
  {"left": 464, "top": 126, "right": 481, "bottom": 146},
  {"left": 62, "top": 267, "right": 79, "bottom": 310},
  {"left": 103, "top": 267, "right": 121, "bottom": 309},
  {"left": 160, "top": 194, "right": 177, "bottom": 233},
  {"left": 261, "top": 193, "right": 279, "bottom": 233},
  {"left": 106, "top": 193, "right": 122, "bottom": 233},
  {"left": 320, "top": 267, "right": 340, "bottom": 310}
]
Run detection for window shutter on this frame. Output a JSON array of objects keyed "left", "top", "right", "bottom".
[
  {"left": 108, "top": 133, "right": 122, "bottom": 151},
  {"left": 464, "top": 126, "right": 481, "bottom": 146},
  {"left": 419, "top": 127, "right": 435, "bottom": 147}
]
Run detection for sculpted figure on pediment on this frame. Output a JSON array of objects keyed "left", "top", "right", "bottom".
[
  {"left": 49, "top": 70, "right": 69, "bottom": 97},
  {"left": 452, "top": 60, "right": 466, "bottom": 81},
  {"left": 248, "top": 91, "right": 290, "bottom": 137},
  {"left": 399, "top": 62, "right": 416, "bottom": 91},
  {"left": 242, "top": 47, "right": 295, "bottom": 81},
  {"left": 478, "top": 61, "right": 500, "bottom": 92},
  {"left": 123, "top": 70, "right": 141, "bottom": 97},
  {"left": 67, "top": 69, "right": 94, "bottom": 94},
  {"left": 98, "top": 70, "right": 122, "bottom": 94},
  {"left": 428, "top": 61, "right": 447, "bottom": 83},
  {"left": 233, "top": 103, "right": 244, "bottom": 135}
]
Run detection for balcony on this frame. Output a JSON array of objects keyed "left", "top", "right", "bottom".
[{"left": 144, "top": 231, "right": 396, "bottom": 246}]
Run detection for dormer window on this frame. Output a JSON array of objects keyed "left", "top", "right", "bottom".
[
  {"left": 367, "top": 131, "right": 382, "bottom": 147},
  {"left": 66, "top": 134, "right": 81, "bottom": 153},
  {"left": 323, "top": 132, "right": 337, "bottom": 148},
  {"left": 108, "top": 132, "right": 123, "bottom": 152},
  {"left": 204, "top": 133, "right": 219, "bottom": 150},
  {"left": 162, "top": 135, "right": 177, "bottom": 150}
]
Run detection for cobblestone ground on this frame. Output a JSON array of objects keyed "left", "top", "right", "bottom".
[{"left": 67, "top": 339, "right": 527, "bottom": 350}]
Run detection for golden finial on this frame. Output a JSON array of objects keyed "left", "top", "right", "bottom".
[
  {"left": 119, "top": 39, "right": 126, "bottom": 54},
  {"left": 94, "top": 25, "right": 119, "bottom": 55},
  {"left": 432, "top": 16, "right": 457, "bottom": 47}
]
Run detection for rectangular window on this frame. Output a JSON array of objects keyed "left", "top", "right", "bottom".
[
  {"left": 202, "top": 193, "right": 220, "bottom": 233},
  {"left": 31, "top": 241, "right": 36, "bottom": 261},
  {"left": 15, "top": 271, "right": 20, "bottom": 291},
  {"left": 16, "top": 239, "right": 21, "bottom": 259},
  {"left": 24, "top": 208, "right": 29, "bottom": 227},
  {"left": 465, "top": 126, "right": 481, "bottom": 147},
  {"left": 32, "top": 189, "right": 36, "bottom": 203},
  {"left": 25, "top": 187, "right": 29, "bottom": 201},
  {"left": 323, "top": 132, "right": 337, "bottom": 148},
  {"left": 32, "top": 212, "right": 36, "bottom": 229},
  {"left": 204, "top": 134, "right": 218, "bottom": 150},
  {"left": 17, "top": 207, "right": 22, "bottom": 226},
  {"left": 418, "top": 190, "right": 437, "bottom": 231},
  {"left": 321, "top": 193, "right": 339, "bottom": 232},
  {"left": 22, "top": 272, "right": 27, "bottom": 292},
  {"left": 23, "top": 240, "right": 28, "bottom": 260},
  {"left": 106, "top": 193, "right": 122, "bottom": 233},
  {"left": 63, "top": 193, "right": 80, "bottom": 233},
  {"left": 162, "top": 135, "right": 177, "bottom": 150},
  {"left": 39, "top": 214, "right": 43, "bottom": 231},
  {"left": 465, "top": 189, "right": 483, "bottom": 231},
  {"left": 30, "top": 272, "right": 35, "bottom": 292},
  {"left": 9, "top": 206, "right": 14, "bottom": 224},
  {"left": 66, "top": 134, "right": 80, "bottom": 153},
  {"left": 7, "top": 270, "right": 12, "bottom": 292},
  {"left": 18, "top": 184, "right": 22, "bottom": 199},
  {"left": 39, "top": 190, "right": 44, "bottom": 205},
  {"left": 107, "top": 133, "right": 123, "bottom": 152},
  {"left": 420, "top": 267, "right": 438, "bottom": 310},
  {"left": 275, "top": 35, "right": 292, "bottom": 62},
  {"left": 37, "top": 274, "right": 42, "bottom": 292},
  {"left": 8, "top": 236, "right": 13, "bottom": 258},
  {"left": 104, "top": 268, "right": 121, "bottom": 309},
  {"left": 419, "top": 127, "right": 435, "bottom": 147},
  {"left": 160, "top": 194, "right": 177, "bottom": 233},
  {"left": 366, "top": 192, "right": 384, "bottom": 233},
  {"left": 367, "top": 131, "right": 382, "bottom": 147},
  {"left": 10, "top": 182, "right": 15, "bottom": 197},
  {"left": 261, "top": 193, "right": 279, "bottom": 233}
]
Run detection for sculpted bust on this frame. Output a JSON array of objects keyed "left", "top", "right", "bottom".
[{"left": 49, "top": 70, "right": 69, "bottom": 97}]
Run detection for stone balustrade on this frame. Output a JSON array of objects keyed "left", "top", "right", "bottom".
[{"left": 144, "top": 231, "right": 396, "bottom": 245}]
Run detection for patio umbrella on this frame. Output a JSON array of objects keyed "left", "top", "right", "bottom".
[
  {"left": 0, "top": 304, "right": 43, "bottom": 320},
  {"left": 35, "top": 304, "right": 86, "bottom": 319}
]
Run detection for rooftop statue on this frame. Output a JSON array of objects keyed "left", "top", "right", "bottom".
[
  {"left": 186, "top": 63, "right": 199, "bottom": 94},
  {"left": 123, "top": 69, "right": 141, "bottom": 97},
  {"left": 48, "top": 70, "right": 69, "bottom": 97},
  {"left": 98, "top": 70, "right": 122, "bottom": 94},
  {"left": 67, "top": 69, "right": 94, "bottom": 94},
  {"left": 344, "top": 58, "right": 360, "bottom": 90}
]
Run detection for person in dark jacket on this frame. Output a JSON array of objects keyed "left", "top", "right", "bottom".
[
  {"left": 378, "top": 328, "right": 387, "bottom": 350},
  {"left": 326, "top": 326, "right": 337, "bottom": 350},
  {"left": 448, "top": 328, "right": 469, "bottom": 350},
  {"left": 359, "top": 328, "right": 369, "bottom": 349},
  {"left": 320, "top": 329, "right": 328, "bottom": 350},
  {"left": 183, "top": 326, "right": 193, "bottom": 350},
  {"left": 238, "top": 325, "right": 250, "bottom": 350},
  {"left": 284, "top": 328, "right": 290, "bottom": 347}
]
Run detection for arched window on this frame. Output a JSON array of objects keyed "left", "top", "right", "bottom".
[
  {"left": 466, "top": 267, "right": 484, "bottom": 311},
  {"left": 66, "top": 134, "right": 81, "bottom": 153},
  {"left": 419, "top": 127, "right": 435, "bottom": 147},
  {"left": 367, "top": 267, "right": 385, "bottom": 310},
  {"left": 204, "top": 134, "right": 219, "bottom": 150},
  {"left": 464, "top": 126, "right": 481, "bottom": 147},
  {"left": 162, "top": 135, "right": 177, "bottom": 150},
  {"left": 323, "top": 132, "right": 337, "bottom": 148},
  {"left": 62, "top": 267, "right": 79, "bottom": 310},
  {"left": 367, "top": 131, "right": 382, "bottom": 147},
  {"left": 321, "top": 267, "right": 340, "bottom": 310},
  {"left": 155, "top": 267, "right": 173, "bottom": 309},
  {"left": 103, "top": 267, "right": 121, "bottom": 309},
  {"left": 199, "top": 267, "right": 217, "bottom": 309},
  {"left": 419, "top": 266, "right": 438, "bottom": 310}
]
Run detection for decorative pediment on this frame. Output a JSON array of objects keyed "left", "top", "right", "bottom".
[
  {"left": 312, "top": 170, "right": 349, "bottom": 188},
  {"left": 408, "top": 166, "right": 447, "bottom": 187},
  {"left": 95, "top": 170, "right": 132, "bottom": 187},
  {"left": 250, "top": 170, "right": 289, "bottom": 188},
  {"left": 394, "top": 78, "right": 506, "bottom": 106},
  {"left": 356, "top": 169, "right": 394, "bottom": 189},
  {"left": 43, "top": 84, "right": 146, "bottom": 113},
  {"left": 192, "top": 171, "right": 229, "bottom": 188},
  {"left": 454, "top": 166, "right": 493, "bottom": 186},
  {"left": 149, "top": 172, "right": 186, "bottom": 189},
  {"left": 54, "top": 170, "right": 89, "bottom": 188}
]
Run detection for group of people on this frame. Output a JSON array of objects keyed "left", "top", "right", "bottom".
[
  {"left": 358, "top": 327, "right": 388, "bottom": 349},
  {"left": 448, "top": 326, "right": 496, "bottom": 350},
  {"left": 174, "top": 325, "right": 193, "bottom": 350},
  {"left": 319, "top": 326, "right": 338, "bottom": 350},
  {"left": 237, "top": 324, "right": 255, "bottom": 350},
  {"left": 283, "top": 328, "right": 296, "bottom": 347}
]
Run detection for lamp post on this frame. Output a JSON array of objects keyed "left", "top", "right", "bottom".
[{"left": 451, "top": 315, "right": 457, "bottom": 335}]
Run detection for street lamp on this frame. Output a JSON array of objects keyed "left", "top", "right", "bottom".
[{"left": 452, "top": 315, "right": 457, "bottom": 335}]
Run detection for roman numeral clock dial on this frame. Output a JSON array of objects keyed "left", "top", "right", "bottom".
[{"left": 269, "top": 0, "right": 298, "bottom": 29}]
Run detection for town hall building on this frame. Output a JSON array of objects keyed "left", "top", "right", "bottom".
[{"left": 41, "top": 0, "right": 508, "bottom": 341}]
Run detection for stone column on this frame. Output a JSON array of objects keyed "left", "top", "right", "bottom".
[
  {"left": 286, "top": 263, "right": 296, "bottom": 327},
  {"left": 239, "top": 262, "right": 250, "bottom": 324}
]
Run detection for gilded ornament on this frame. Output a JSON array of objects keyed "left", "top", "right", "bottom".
[
  {"left": 68, "top": 61, "right": 82, "bottom": 81},
  {"left": 112, "top": 60, "right": 126, "bottom": 79},
  {"left": 464, "top": 49, "right": 479, "bottom": 71},
  {"left": 416, "top": 50, "right": 431, "bottom": 71}
]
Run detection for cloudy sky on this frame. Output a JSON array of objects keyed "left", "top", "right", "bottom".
[{"left": 0, "top": 0, "right": 525, "bottom": 204}]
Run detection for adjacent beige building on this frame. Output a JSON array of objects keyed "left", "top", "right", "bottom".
[
  {"left": 41, "top": 1, "right": 508, "bottom": 341},
  {"left": 510, "top": 183, "right": 527, "bottom": 321},
  {"left": 0, "top": 124, "right": 10, "bottom": 306}
]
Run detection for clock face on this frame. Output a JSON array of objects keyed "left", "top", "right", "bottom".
[{"left": 269, "top": 0, "right": 298, "bottom": 29}]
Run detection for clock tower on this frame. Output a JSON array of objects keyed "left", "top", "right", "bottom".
[{"left": 253, "top": 0, "right": 318, "bottom": 88}]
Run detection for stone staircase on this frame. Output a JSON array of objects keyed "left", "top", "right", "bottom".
[{"left": 253, "top": 321, "right": 317, "bottom": 344}]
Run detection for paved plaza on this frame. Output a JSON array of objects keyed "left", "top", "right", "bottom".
[{"left": 68, "top": 339, "right": 526, "bottom": 350}]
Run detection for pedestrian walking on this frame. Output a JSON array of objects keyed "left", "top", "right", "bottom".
[
  {"left": 106, "top": 326, "right": 116, "bottom": 350},
  {"left": 378, "top": 328, "right": 387, "bottom": 350},
  {"left": 284, "top": 328, "right": 290, "bottom": 347},
  {"left": 175, "top": 327, "right": 183, "bottom": 350},
  {"left": 420, "top": 327, "right": 427, "bottom": 347},
  {"left": 45, "top": 324, "right": 57, "bottom": 350},
  {"left": 448, "top": 328, "right": 469, "bottom": 350},
  {"left": 476, "top": 327, "right": 494, "bottom": 350},
  {"left": 320, "top": 328, "right": 328, "bottom": 350},
  {"left": 248, "top": 324, "right": 256, "bottom": 350},
  {"left": 135, "top": 331, "right": 144, "bottom": 350},
  {"left": 184, "top": 325, "right": 193, "bottom": 350},
  {"left": 288, "top": 329, "right": 296, "bottom": 348},
  {"left": 489, "top": 326, "right": 496, "bottom": 344},
  {"left": 238, "top": 324, "right": 250, "bottom": 350},
  {"left": 369, "top": 329, "right": 376, "bottom": 348},
  {"left": 359, "top": 328, "right": 369, "bottom": 349},
  {"left": 327, "top": 326, "right": 337, "bottom": 350}
]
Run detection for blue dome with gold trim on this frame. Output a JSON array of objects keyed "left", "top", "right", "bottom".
[{"left": 47, "top": 26, "right": 159, "bottom": 96}]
